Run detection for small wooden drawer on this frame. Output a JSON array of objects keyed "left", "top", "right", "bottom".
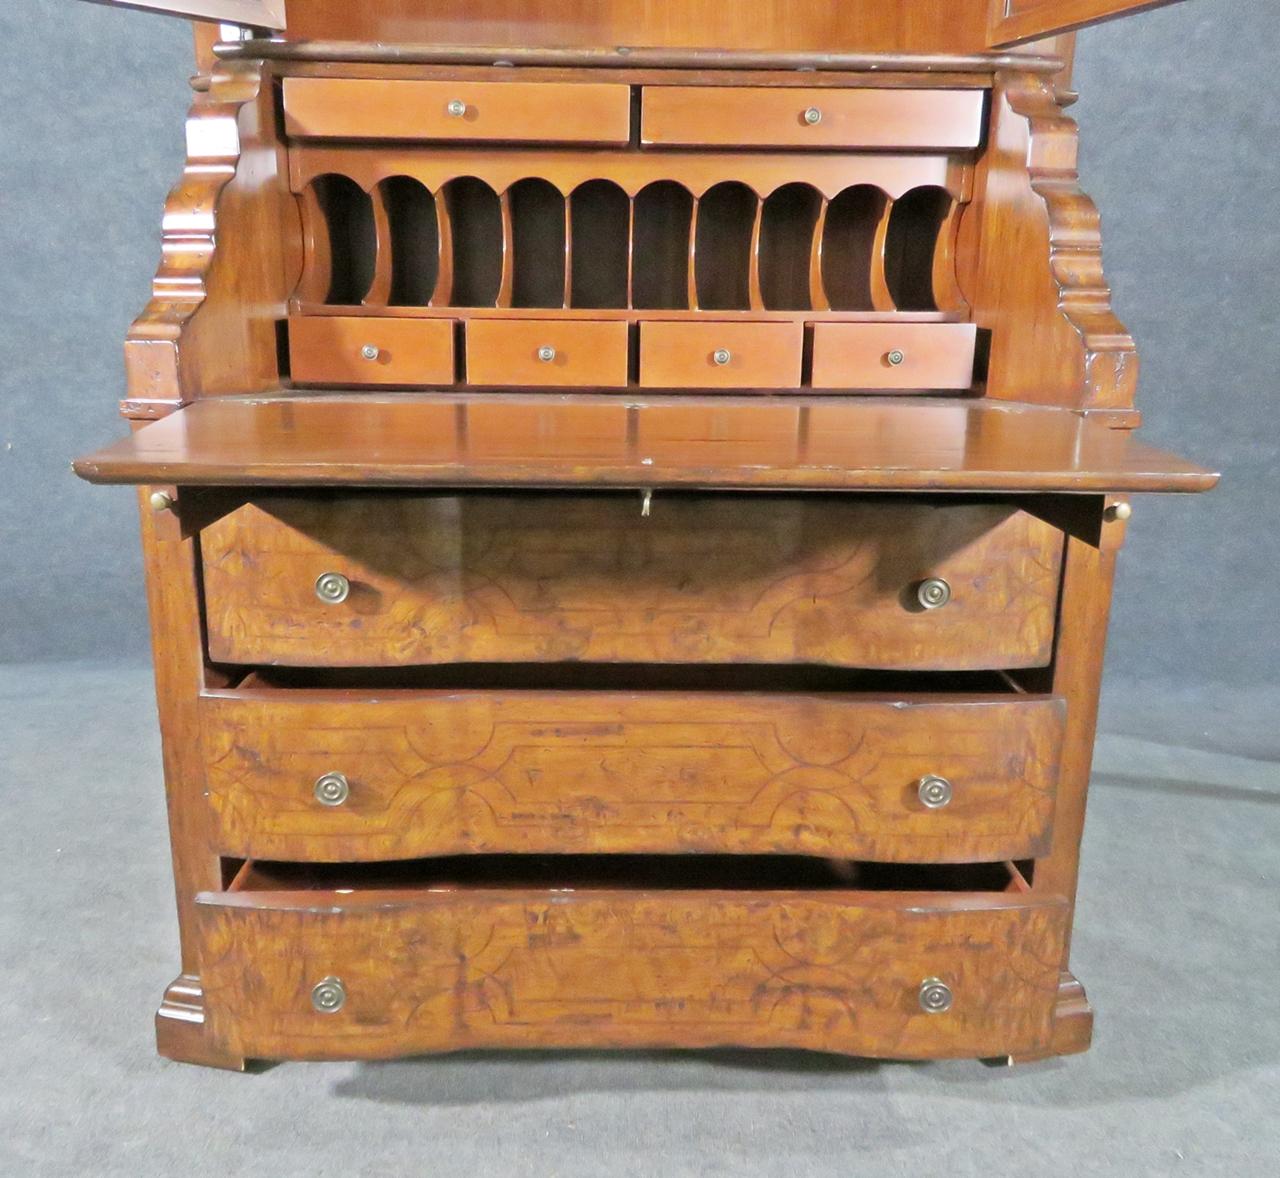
[
  {"left": 466, "top": 319, "right": 629, "bottom": 388},
  {"left": 811, "top": 323, "right": 978, "bottom": 390},
  {"left": 641, "top": 87, "right": 985, "bottom": 150},
  {"left": 199, "top": 688, "right": 1064, "bottom": 863},
  {"left": 639, "top": 321, "right": 802, "bottom": 389},
  {"left": 195, "top": 861, "right": 1068, "bottom": 1061},
  {"left": 283, "top": 78, "right": 632, "bottom": 144},
  {"left": 289, "top": 317, "right": 454, "bottom": 387},
  {"left": 199, "top": 494, "right": 1063, "bottom": 669}
]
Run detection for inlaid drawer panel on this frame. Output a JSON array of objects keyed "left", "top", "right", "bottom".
[
  {"left": 811, "top": 323, "right": 978, "bottom": 390},
  {"left": 283, "top": 78, "right": 632, "bottom": 145},
  {"left": 196, "top": 867, "right": 1068, "bottom": 1061},
  {"left": 466, "top": 319, "right": 629, "bottom": 387},
  {"left": 199, "top": 689, "right": 1065, "bottom": 862},
  {"left": 289, "top": 316, "right": 455, "bottom": 386},
  {"left": 638, "top": 321, "right": 803, "bottom": 389},
  {"left": 199, "top": 495, "right": 1064, "bottom": 669},
  {"left": 640, "top": 87, "right": 986, "bottom": 150}
]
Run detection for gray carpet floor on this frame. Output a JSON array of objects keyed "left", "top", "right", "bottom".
[{"left": 1, "top": 661, "right": 1276, "bottom": 1176}]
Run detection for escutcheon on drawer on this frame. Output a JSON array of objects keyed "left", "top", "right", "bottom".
[
  {"left": 466, "top": 319, "right": 629, "bottom": 387},
  {"left": 289, "top": 316, "right": 455, "bottom": 386},
  {"left": 199, "top": 688, "right": 1065, "bottom": 862},
  {"left": 199, "top": 494, "right": 1064, "bottom": 669}
]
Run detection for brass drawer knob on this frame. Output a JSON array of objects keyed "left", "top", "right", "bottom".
[
  {"left": 919, "top": 978, "right": 953, "bottom": 1014},
  {"left": 311, "top": 977, "right": 347, "bottom": 1014},
  {"left": 1105, "top": 501, "right": 1132, "bottom": 523},
  {"left": 314, "top": 571, "right": 351, "bottom": 605},
  {"left": 537, "top": 345, "right": 557, "bottom": 363},
  {"left": 713, "top": 348, "right": 732, "bottom": 366},
  {"left": 803, "top": 106, "right": 823, "bottom": 125},
  {"left": 886, "top": 349, "right": 906, "bottom": 367},
  {"left": 360, "top": 343, "right": 380, "bottom": 361},
  {"left": 314, "top": 771, "right": 350, "bottom": 807},
  {"left": 916, "top": 577, "right": 952, "bottom": 610},
  {"left": 446, "top": 99, "right": 467, "bottom": 118},
  {"left": 917, "top": 774, "right": 953, "bottom": 810},
  {"left": 149, "top": 491, "right": 175, "bottom": 513}
]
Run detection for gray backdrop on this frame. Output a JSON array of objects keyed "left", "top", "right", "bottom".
[{"left": 1, "top": 0, "right": 1276, "bottom": 683}]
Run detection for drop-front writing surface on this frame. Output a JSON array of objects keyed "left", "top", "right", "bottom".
[{"left": 60, "top": 0, "right": 1236, "bottom": 1072}]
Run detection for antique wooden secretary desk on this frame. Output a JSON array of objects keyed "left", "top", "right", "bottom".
[{"left": 71, "top": 0, "right": 1224, "bottom": 1071}]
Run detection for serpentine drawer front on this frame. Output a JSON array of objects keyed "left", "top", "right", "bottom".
[
  {"left": 198, "top": 688, "right": 1065, "bottom": 862},
  {"left": 199, "top": 494, "right": 1064, "bottom": 669},
  {"left": 195, "top": 865, "right": 1069, "bottom": 1062}
]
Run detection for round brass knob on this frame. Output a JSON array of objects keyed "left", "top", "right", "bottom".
[
  {"left": 446, "top": 99, "right": 467, "bottom": 118},
  {"left": 917, "top": 774, "right": 953, "bottom": 810},
  {"left": 886, "top": 349, "right": 906, "bottom": 366},
  {"left": 314, "top": 771, "right": 350, "bottom": 807},
  {"left": 803, "top": 106, "right": 823, "bottom": 125},
  {"left": 916, "top": 577, "right": 952, "bottom": 610},
  {"left": 360, "top": 344, "right": 380, "bottom": 361},
  {"left": 1105, "top": 501, "right": 1132, "bottom": 523},
  {"left": 149, "top": 491, "right": 175, "bottom": 513},
  {"left": 713, "top": 348, "right": 732, "bottom": 366},
  {"left": 919, "top": 978, "right": 953, "bottom": 1014},
  {"left": 314, "top": 571, "right": 350, "bottom": 605},
  {"left": 537, "top": 345, "right": 557, "bottom": 363},
  {"left": 311, "top": 976, "right": 347, "bottom": 1014}
]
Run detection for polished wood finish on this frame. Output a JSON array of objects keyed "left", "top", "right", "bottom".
[
  {"left": 466, "top": 320, "right": 629, "bottom": 387},
  {"left": 289, "top": 316, "right": 455, "bottom": 385},
  {"left": 641, "top": 87, "right": 985, "bottom": 150},
  {"left": 283, "top": 78, "right": 632, "bottom": 144},
  {"left": 199, "top": 688, "right": 1064, "bottom": 861},
  {"left": 200, "top": 494, "right": 1063, "bottom": 670},
  {"left": 196, "top": 880, "right": 1069, "bottom": 1060},
  {"left": 811, "top": 323, "right": 977, "bottom": 390},
  {"left": 638, "top": 322, "right": 803, "bottom": 389},
  {"left": 74, "top": 396, "right": 1220, "bottom": 492},
  {"left": 78, "top": 0, "right": 285, "bottom": 27}
]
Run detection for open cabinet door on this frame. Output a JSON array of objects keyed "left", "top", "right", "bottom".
[
  {"left": 75, "top": 0, "right": 286, "bottom": 29},
  {"left": 988, "top": 0, "right": 1188, "bottom": 46}
]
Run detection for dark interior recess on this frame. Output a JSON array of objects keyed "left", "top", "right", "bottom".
[
  {"left": 312, "top": 173, "right": 376, "bottom": 305},
  {"left": 509, "top": 177, "right": 567, "bottom": 308},
  {"left": 444, "top": 176, "right": 503, "bottom": 306},
  {"left": 631, "top": 180, "right": 694, "bottom": 310},
  {"left": 759, "top": 182, "right": 823, "bottom": 310},
  {"left": 226, "top": 855, "right": 1022, "bottom": 894},
  {"left": 569, "top": 180, "right": 631, "bottom": 308},
  {"left": 820, "top": 185, "right": 887, "bottom": 311},
  {"left": 380, "top": 176, "right": 439, "bottom": 306},
  {"left": 884, "top": 185, "right": 952, "bottom": 312},
  {"left": 694, "top": 181, "right": 758, "bottom": 310}
]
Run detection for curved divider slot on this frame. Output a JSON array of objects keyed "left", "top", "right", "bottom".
[
  {"left": 310, "top": 174, "right": 377, "bottom": 306},
  {"left": 820, "top": 186, "right": 890, "bottom": 312},
  {"left": 631, "top": 181, "right": 694, "bottom": 310},
  {"left": 444, "top": 177, "right": 503, "bottom": 307},
  {"left": 759, "top": 183, "right": 823, "bottom": 311},
  {"left": 509, "top": 178, "right": 567, "bottom": 308},
  {"left": 569, "top": 180, "right": 631, "bottom": 308},
  {"left": 884, "top": 186, "right": 954, "bottom": 312},
  {"left": 694, "top": 182, "right": 758, "bottom": 311},
  {"left": 379, "top": 177, "right": 439, "bottom": 307}
]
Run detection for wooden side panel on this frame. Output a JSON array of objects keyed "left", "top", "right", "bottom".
[
  {"left": 77, "top": 0, "right": 285, "bottom": 27},
  {"left": 199, "top": 691, "right": 1065, "bottom": 862},
  {"left": 988, "top": 0, "right": 1187, "bottom": 47},
  {"left": 197, "top": 889, "right": 1069, "bottom": 1061},
  {"left": 199, "top": 495, "right": 1064, "bottom": 669}
]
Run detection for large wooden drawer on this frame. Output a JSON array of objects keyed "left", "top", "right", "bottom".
[
  {"left": 811, "top": 323, "right": 978, "bottom": 390},
  {"left": 195, "top": 861, "right": 1067, "bottom": 1061},
  {"left": 283, "top": 78, "right": 632, "bottom": 144},
  {"left": 641, "top": 87, "right": 986, "bottom": 150},
  {"left": 638, "top": 321, "right": 803, "bottom": 389},
  {"left": 289, "top": 317, "right": 455, "bottom": 386},
  {"left": 199, "top": 687, "right": 1064, "bottom": 862},
  {"left": 466, "top": 319, "right": 629, "bottom": 388},
  {"left": 199, "top": 495, "right": 1064, "bottom": 669}
]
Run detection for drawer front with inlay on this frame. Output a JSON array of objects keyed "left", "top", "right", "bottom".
[
  {"left": 289, "top": 317, "right": 455, "bottom": 386},
  {"left": 199, "top": 690, "right": 1065, "bottom": 862},
  {"left": 639, "top": 321, "right": 803, "bottom": 389},
  {"left": 811, "top": 323, "right": 978, "bottom": 390},
  {"left": 283, "top": 78, "right": 633, "bottom": 144},
  {"left": 641, "top": 87, "right": 986, "bottom": 150},
  {"left": 466, "top": 319, "right": 629, "bottom": 387},
  {"left": 199, "top": 494, "right": 1064, "bottom": 669},
  {"left": 196, "top": 882, "right": 1069, "bottom": 1061}
]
